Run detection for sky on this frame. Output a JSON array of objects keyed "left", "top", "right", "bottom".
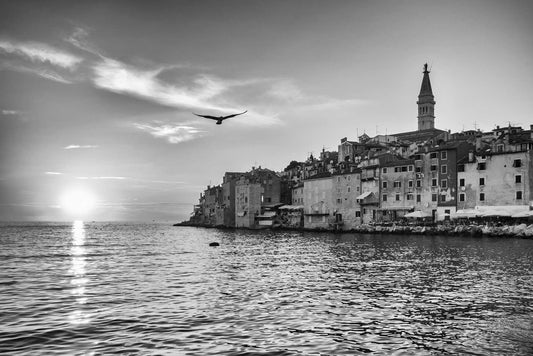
[{"left": 1, "top": 0, "right": 532, "bottom": 222}]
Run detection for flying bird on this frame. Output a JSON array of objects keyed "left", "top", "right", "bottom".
[{"left": 193, "top": 110, "right": 247, "bottom": 125}]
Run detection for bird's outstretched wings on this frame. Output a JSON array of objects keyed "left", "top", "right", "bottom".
[
  {"left": 193, "top": 110, "right": 247, "bottom": 121},
  {"left": 193, "top": 113, "right": 219, "bottom": 120},
  {"left": 220, "top": 110, "right": 247, "bottom": 120}
]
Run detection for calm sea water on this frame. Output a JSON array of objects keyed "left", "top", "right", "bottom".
[{"left": 0, "top": 222, "right": 532, "bottom": 355}]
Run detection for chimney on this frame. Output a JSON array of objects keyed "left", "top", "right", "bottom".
[{"left": 468, "top": 151, "right": 474, "bottom": 162}]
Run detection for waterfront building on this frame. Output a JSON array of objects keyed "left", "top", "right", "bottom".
[
  {"left": 235, "top": 177, "right": 262, "bottom": 228},
  {"left": 379, "top": 159, "right": 416, "bottom": 221},
  {"left": 458, "top": 149, "right": 532, "bottom": 211},
  {"left": 222, "top": 172, "right": 244, "bottom": 227},
  {"left": 303, "top": 173, "right": 334, "bottom": 229},
  {"left": 202, "top": 185, "right": 223, "bottom": 226},
  {"left": 427, "top": 140, "right": 473, "bottom": 221},
  {"left": 332, "top": 170, "right": 362, "bottom": 229}
]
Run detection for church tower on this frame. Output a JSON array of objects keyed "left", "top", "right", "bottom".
[{"left": 417, "top": 63, "right": 435, "bottom": 130}]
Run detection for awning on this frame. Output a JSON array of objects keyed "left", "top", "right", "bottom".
[
  {"left": 475, "top": 205, "right": 529, "bottom": 217},
  {"left": 404, "top": 210, "right": 431, "bottom": 218},
  {"left": 356, "top": 191, "right": 372, "bottom": 200},
  {"left": 378, "top": 206, "right": 414, "bottom": 211},
  {"left": 512, "top": 211, "right": 533, "bottom": 218},
  {"left": 452, "top": 209, "right": 479, "bottom": 219}
]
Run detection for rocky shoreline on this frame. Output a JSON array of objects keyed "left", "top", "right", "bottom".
[{"left": 174, "top": 221, "right": 533, "bottom": 238}]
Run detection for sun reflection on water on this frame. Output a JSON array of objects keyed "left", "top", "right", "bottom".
[{"left": 69, "top": 220, "right": 91, "bottom": 325}]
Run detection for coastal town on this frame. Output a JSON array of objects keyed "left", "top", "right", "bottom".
[{"left": 182, "top": 64, "right": 533, "bottom": 236}]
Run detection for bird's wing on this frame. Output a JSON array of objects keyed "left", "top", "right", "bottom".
[
  {"left": 193, "top": 113, "right": 219, "bottom": 120},
  {"left": 221, "top": 110, "right": 247, "bottom": 120}
]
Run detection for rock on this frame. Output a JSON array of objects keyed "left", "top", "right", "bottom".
[{"left": 209, "top": 242, "right": 220, "bottom": 247}]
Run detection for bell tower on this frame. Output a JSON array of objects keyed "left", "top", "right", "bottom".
[{"left": 417, "top": 63, "right": 435, "bottom": 130}]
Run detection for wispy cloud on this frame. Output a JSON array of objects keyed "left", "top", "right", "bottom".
[
  {"left": 75, "top": 176, "right": 127, "bottom": 180},
  {"left": 44, "top": 171, "right": 62, "bottom": 175},
  {"left": 0, "top": 39, "right": 82, "bottom": 69},
  {"left": 0, "top": 61, "right": 72, "bottom": 83},
  {"left": 2, "top": 109, "right": 20, "bottom": 116},
  {"left": 92, "top": 58, "right": 240, "bottom": 113},
  {"left": 133, "top": 122, "right": 205, "bottom": 144},
  {"left": 64, "top": 145, "right": 99, "bottom": 149}
]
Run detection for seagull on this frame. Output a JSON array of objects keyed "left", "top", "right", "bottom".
[{"left": 193, "top": 110, "right": 247, "bottom": 125}]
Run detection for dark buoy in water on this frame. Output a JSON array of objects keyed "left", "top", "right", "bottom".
[{"left": 209, "top": 242, "right": 220, "bottom": 247}]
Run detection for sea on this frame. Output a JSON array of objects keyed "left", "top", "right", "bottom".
[{"left": 0, "top": 221, "right": 532, "bottom": 355}]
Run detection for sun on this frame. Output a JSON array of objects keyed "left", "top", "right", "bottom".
[{"left": 60, "top": 189, "right": 97, "bottom": 217}]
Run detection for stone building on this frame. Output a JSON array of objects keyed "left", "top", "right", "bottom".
[
  {"left": 458, "top": 150, "right": 532, "bottom": 210},
  {"left": 303, "top": 173, "right": 334, "bottom": 229},
  {"left": 235, "top": 177, "right": 262, "bottom": 228},
  {"left": 332, "top": 171, "right": 362, "bottom": 229},
  {"left": 379, "top": 159, "right": 416, "bottom": 221}
]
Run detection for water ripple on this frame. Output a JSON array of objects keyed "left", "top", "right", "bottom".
[{"left": 0, "top": 223, "right": 532, "bottom": 355}]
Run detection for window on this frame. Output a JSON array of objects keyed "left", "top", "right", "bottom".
[
  {"left": 459, "top": 178, "right": 465, "bottom": 187},
  {"left": 394, "top": 181, "right": 401, "bottom": 188},
  {"left": 415, "top": 166, "right": 422, "bottom": 173},
  {"left": 432, "top": 194, "right": 437, "bottom": 202},
  {"left": 478, "top": 162, "right": 486, "bottom": 170},
  {"left": 348, "top": 187, "right": 351, "bottom": 192},
  {"left": 382, "top": 194, "right": 387, "bottom": 202},
  {"left": 337, "top": 198, "right": 342, "bottom": 204},
  {"left": 441, "top": 180, "right": 447, "bottom": 188},
  {"left": 480, "top": 193, "right": 485, "bottom": 201},
  {"left": 432, "top": 178, "right": 437, "bottom": 187},
  {"left": 416, "top": 194, "right": 421, "bottom": 203},
  {"left": 516, "top": 175, "right": 522, "bottom": 183},
  {"left": 382, "top": 181, "right": 388, "bottom": 189},
  {"left": 516, "top": 191, "right": 523, "bottom": 200},
  {"left": 441, "top": 151, "right": 447, "bottom": 160},
  {"left": 416, "top": 180, "right": 422, "bottom": 188},
  {"left": 513, "top": 159, "right": 522, "bottom": 168},
  {"left": 355, "top": 211, "right": 361, "bottom": 218},
  {"left": 441, "top": 195, "right": 446, "bottom": 202},
  {"left": 407, "top": 193, "right": 413, "bottom": 201},
  {"left": 394, "top": 167, "right": 400, "bottom": 173},
  {"left": 430, "top": 152, "right": 437, "bottom": 159},
  {"left": 459, "top": 193, "right": 465, "bottom": 202},
  {"left": 401, "top": 166, "right": 408, "bottom": 172},
  {"left": 441, "top": 165, "right": 447, "bottom": 174},
  {"left": 430, "top": 165, "right": 437, "bottom": 171},
  {"left": 414, "top": 154, "right": 422, "bottom": 161},
  {"left": 497, "top": 144, "right": 504, "bottom": 153},
  {"left": 458, "top": 164, "right": 465, "bottom": 172},
  {"left": 408, "top": 165, "right": 414, "bottom": 172},
  {"left": 395, "top": 194, "right": 400, "bottom": 201},
  {"left": 363, "top": 208, "right": 367, "bottom": 214},
  {"left": 479, "top": 177, "right": 485, "bottom": 186},
  {"left": 383, "top": 168, "right": 388, "bottom": 173},
  {"left": 408, "top": 180, "right": 413, "bottom": 188}
]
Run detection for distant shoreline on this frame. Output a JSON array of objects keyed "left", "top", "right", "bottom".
[{"left": 174, "top": 221, "right": 533, "bottom": 238}]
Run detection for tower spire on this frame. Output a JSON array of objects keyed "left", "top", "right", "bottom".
[{"left": 417, "top": 63, "right": 436, "bottom": 130}]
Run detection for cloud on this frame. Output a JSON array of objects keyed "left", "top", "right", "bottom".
[
  {"left": 64, "top": 145, "right": 99, "bottom": 149},
  {"left": 45, "top": 171, "right": 62, "bottom": 175},
  {"left": 134, "top": 122, "right": 205, "bottom": 144},
  {"left": 0, "top": 39, "right": 82, "bottom": 69},
  {"left": 2, "top": 110, "right": 20, "bottom": 116},
  {"left": 0, "top": 61, "right": 72, "bottom": 83},
  {"left": 75, "top": 176, "right": 127, "bottom": 180},
  {"left": 92, "top": 58, "right": 242, "bottom": 114}
]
